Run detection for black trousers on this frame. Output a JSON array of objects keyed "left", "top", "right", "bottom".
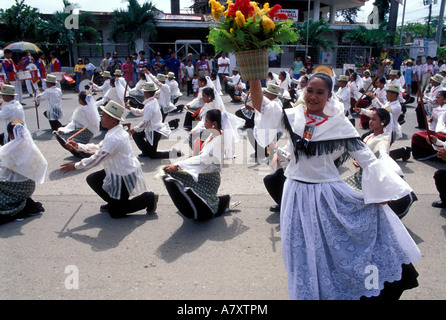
[
  {"left": 415, "top": 103, "right": 427, "bottom": 129},
  {"left": 263, "top": 168, "right": 286, "bottom": 205},
  {"left": 43, "top": 111, "right": 62, "bottom": 131},
  {"left": 86, "top": 170, "right": 155, "bottom": 218},
  {"left": 186, "top": 80, "right": 193, "bottom": 96},
  {"left": 434, "top": 169, "right": 446, "bottom": 203},
  {"left": 235, "top": 109, "right": 254, "bottom": 129},
  {"left": 132, "top": 130, "right": 170, "bottom": 159},
  {"left": 183, "top": 111, "right": 199, "bottom": 129}
]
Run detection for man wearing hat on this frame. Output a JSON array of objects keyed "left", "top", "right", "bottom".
[
  {"left": 90, "top": 71, "right": 112, "bottom": 96},
  {"left": 416, "top": 73, "right": 445, "bottom": 129},
  {"left": 125, "top": 82, "right": 178, "bottom": 159},
  {"left": 150, "top": 52, "right": 164, "bottom": 76},
  {"left": 36, "top": 74, "right": 63, "bottom": 131},
  {"left": 60, "top": 100, "right": 158, "bottom": 217},
  {"left": 167, "top": 72, "right": 183, "bottom": 106},
  {"left": 144, "top": 70, "right": 177, "bottom": 119},
  {"left": 0, "top": 84, "right": 26, "bottom": 145},
  {"left": 224, "top": 67, "right": 245, "bottom": 103},
  {"left": 440, "top": 64, "right": 446, "bottom": 87},
  {"left": 113, "top": 69, "right": 127, "bottom": 89},
  {"left": 334, "top": 75, "right": 351, "bottom": 118}
]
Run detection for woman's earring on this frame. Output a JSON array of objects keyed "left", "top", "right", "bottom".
[
  {"left": 212, "top": 125, "right": 215, "bottom": 128},
  {"left": 381, "top": 123, "right": 384, "bottom": 125}
]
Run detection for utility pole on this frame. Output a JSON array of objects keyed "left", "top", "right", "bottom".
[
  {"left": 436, "top": 0, "right": 445, "bottom": 45},
  {"left": 427, "top": 3, "right": 432, "bottom": 38},
  {"left": 388, "top": 0, "right": 399, "bottom": 47}
]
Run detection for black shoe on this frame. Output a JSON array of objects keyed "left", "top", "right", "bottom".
[
  {"left": 146, "top": 193, "right": 158, "bottom": 214},
  {"left": 100, "top": 204, "right": 109, "bottom": 212},
  {"left": 138, "top": 153, "right": 150, "bottom": 158},
  {"left": 432, "top": 201, "right": 446, "bottom": 208},
  {"left": 402, "top": 147, "right": 412, "bottom": 161},
  {"left": 269, "top": 204, "right": 280, "bottom": 212}
]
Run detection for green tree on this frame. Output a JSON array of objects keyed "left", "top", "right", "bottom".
[
  {"left": 0, "top": 0, "right": 47, "bottom": 44},
  {"left": 342, "top": 22, "right": 394, "bottom": 51},
  {"left": 41, "top": 0, "right": 100, "bottom": 65},
  {"left": 109, "top": 0, "right": 158, "bottom": 52},
  {"left": 293, "top": 19, "right": 335, "bottom": 51},
  {"left": 336, "top": 7, "right": 361, "bottom": 24}
]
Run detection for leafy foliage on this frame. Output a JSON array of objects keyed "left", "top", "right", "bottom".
[
  {"left": 292, "top": 19, "right": 335, "bottom": 51},
  {"left": 109, "top": 0, "right": 158, "bottom": 51},
  {"left": 0, "top": 0, "right": 47, "bottom": 43},
  {"left": 342, "top": 21, "right": 394, "bottom": 49}
]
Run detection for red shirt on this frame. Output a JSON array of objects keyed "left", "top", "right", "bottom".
[
  {"left": 50, "top": 58, "right": 61, "bottom": 72},
  {"left": 1, "top": 58, "right": 22, "bottom": 82}
]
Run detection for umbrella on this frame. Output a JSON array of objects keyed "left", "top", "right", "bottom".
[{"left": 4, "top": 41, "right": 42, "bottom": 54}]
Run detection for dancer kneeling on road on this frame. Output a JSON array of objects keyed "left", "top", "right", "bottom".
[
  {"left": 60, "top": 100, "right": 158, "bottom": 218},
  {"left": 162, "top": 109, "right": 239, "bottom": 220}
]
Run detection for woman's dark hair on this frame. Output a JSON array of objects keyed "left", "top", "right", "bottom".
[
  {"left": 375, "top": 108, "right": 391, "bottom": 127},
  {"left": 376, "top": 77, "right": 387, "bottom": 86},
  {"left": 202, "top": 87, "right": 215, "bottom": 100},
  {"left": 308, "top": 72, "right": 333, "bottom": 92},
  {"left": 438, "top": 90, "right": 446, "bottom": 99},
  {"left": 198, "top": 76, "right": 207, "bottom": 84},
  {"left": 78, "top": 91, "right": 88, "bottom": 105},
  {"left": 280, "top": 71, "right": 287, "bottom": 78},
  {"left": 7, "top": 119, "right": 24, "bottom": 137},
  {"left": 350, "top": 72, "right": 358, "bottom": 81},
  {"left": 206, "top": 109, "right": 222, "bottom": 130}
]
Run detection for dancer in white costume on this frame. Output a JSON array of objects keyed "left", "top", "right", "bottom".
[{"left": 249, "top": 73, "right": 420, "bottom": 300}]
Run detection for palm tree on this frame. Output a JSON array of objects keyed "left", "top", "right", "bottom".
[
  {"left": 42, "top": 0, "right": 100, "bottom": 66},
  {"left": 109, "top": 0, "right": 158, "bottom": 52},
  {"left": 293, "top": 19, "right": 335, "bottom": 51}
]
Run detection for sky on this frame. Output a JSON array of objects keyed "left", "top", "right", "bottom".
[{"left": 1, "top": 0, "right": 444, "bottom": 23}]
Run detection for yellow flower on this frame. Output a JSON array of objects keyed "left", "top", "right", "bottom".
[
  {"left": 260, "top": 2, "right": 270, "bottom": 16},
  {"left": 261, "top": 15, "right": 275, "bottom": 30},
  {"left": 230, "top": 28, "right": 234, "bottom": 34},
  {"left": 209, "top": 0, "right": 225, "bottom": 21},
  {"left": 235, "top": 10, "right": 246, "bottom": 27},
  {"left": 250, "top": 1, "right": 261, "bottom": 17}
]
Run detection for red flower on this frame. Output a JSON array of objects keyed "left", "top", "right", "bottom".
[
  {"left": 268, "top": 4, "right": 282, "bottom": 19},
  {"left": 275, "top": 12, "right": 288, "bottom": 20},
  {"left": 227, "top": 0, "right": 255, "bottom": 19},
  {"left": 238, "top": 0, "right": 255, "bottom": 18}
]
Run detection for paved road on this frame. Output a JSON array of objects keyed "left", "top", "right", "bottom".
[{"left": 1, "top": 86, "right": 445, "bottom": 300}]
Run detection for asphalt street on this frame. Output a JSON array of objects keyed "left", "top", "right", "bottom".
[{"left": 1, "top": 84, "right": 445, "bottom": 300}]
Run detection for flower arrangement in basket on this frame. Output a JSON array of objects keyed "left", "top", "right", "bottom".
[{"left": 208, "top": 0, "right": 298, "bottom": 80}]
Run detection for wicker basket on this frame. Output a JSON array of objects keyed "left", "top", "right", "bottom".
[{"left": 235, "top": 49, "right": 269, "bottom": 81}]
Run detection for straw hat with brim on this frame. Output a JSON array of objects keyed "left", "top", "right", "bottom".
[
  {"left": 114, "top": 70, "right": 122, "bottom": 76},
  {"left": 440, "top": 65, "right": 446, "bottom": 73},
  {"left": 141, "top": 82, "right": 158, "bottom": 92},
  {"left": 167, "top": 72, "right": 175, "bottom": 79},
  {"left": 386, "top": 84, "right": 400, "bottom": 94},
  {"left": 264, "top": 83, "right": 280, "bottom": 96},
  {"left": 100, "top": 100, "right": 126, "bottom": 122},
  {"left": 157, "top": 74, "right": 166, "bottom": 82},
  {"left": 102, "top": 71, "right": 111, "bottom": 78},
  {"left": 300, "top": 67, "right": 307, "bottom": 73},
  {"left": 431, "top": 74, "right": 444, "bottom": 84},
  {"left": 0, "top": 84, "right": 17, "bottom": 96},
  {"left": 364, "top": 69, "right": 371, "bottom": 75},
  {"left": 232, "top": 67, "right": 239, "bottom": 72},
  {"left": 390, "top": 70, "right": 399, "bottom": 76},
  {"left": 44, "top": 74, "right": 57, "bottom": 83},
  {"left": 338, "top": 75, "right": 349, "bottom": 82}
]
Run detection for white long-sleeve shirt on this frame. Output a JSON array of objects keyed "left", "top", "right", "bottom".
[
  {"left": 74, "top": 124, "right": 146, "bottom": 199},
  {"left": 0, "top": 100, "right": 25, "bottom": 143},
  {"left": 36, "top": 86, "right": 63, "bottom": 120}
]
